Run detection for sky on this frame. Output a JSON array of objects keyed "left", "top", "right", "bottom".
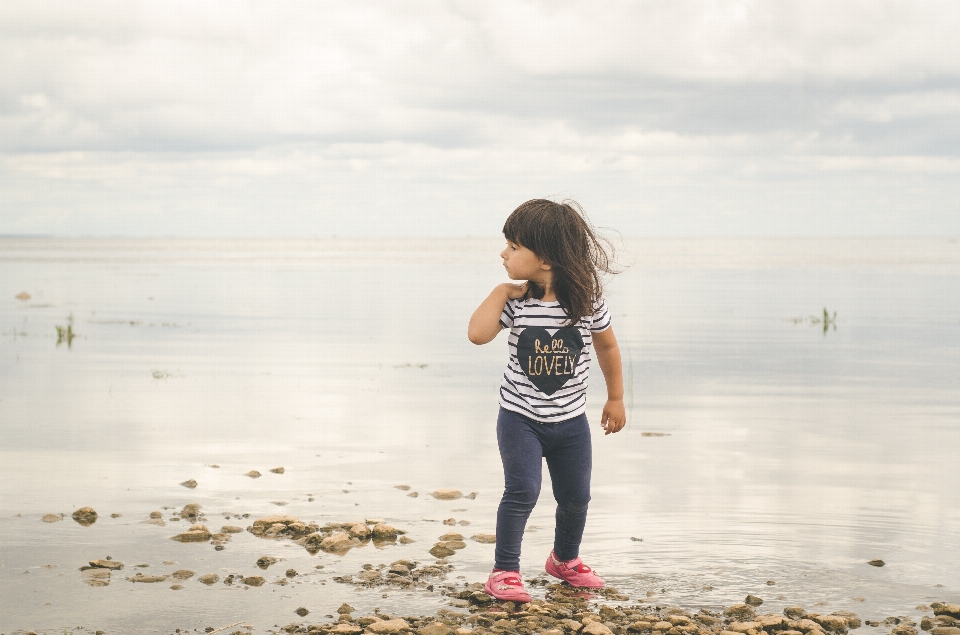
[{"left": 2, "top": 1, "right": 960, "bottom": 237}]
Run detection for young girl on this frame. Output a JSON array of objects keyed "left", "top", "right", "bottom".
[{"left": 468, "top": 199, "right": 626, "bottom": 603}]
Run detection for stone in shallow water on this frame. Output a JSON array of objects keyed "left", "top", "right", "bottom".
[
  {"left": 270, "top": 466, "right": 285, "bottom": 474},
  {"left": 128, "top": 573, "right": 169, "bottom": 583},
  {"left": 256, "top": 556, "right": 278, "bottom": 569},
  {"left": 197, "top": 573, "right": 219, "bottom": 585},
  {"left": 180, "top": 479, "right": 198, "bottom": 488},
  {"left": 88, "top": 559, "right": 124, "bottom": 570},
  {"left": 180, "top": 503, "right": 201, "bottom": 519},
  {"left": 867, "top": 559, "right": 885, "bottom": 567},
  {"left": 433, "top": 489, "right": 462, "bottom": 500},
  {"left": 171, "top": 570, "right": 195, "bottom": 580},
  {"left": 439, "top": 532, "right": 463, "bottom": 541},
  {"left": 745, "top": 594, "right": 764, "bottom": 606},
  {"left": 72, "top": 507, "right": 98, "bottom": 526},
  {"left": 171, "top": 529, "right": 211, "bottom": 542},
  {"left": 243, "top": 576, "right": 266, "bottom": 586},
  {"left": 429, "top": 544, "right": 456, "bottom": 558},
  {"left": 42, "top": 514, "right": 62, "bottom": 523},
  {"left": 295, "top": 607, "right": 309, "bottom": 617},
  {"left": 471, "top": 534, "right": 497, "bottom": 544},
  {"left": 246, "top": 470, "right": 261, "bottom": 478}
]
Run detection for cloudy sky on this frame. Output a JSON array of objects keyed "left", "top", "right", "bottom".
[{"left": 2, "top": 1, "right": 959, "bottom": 237}]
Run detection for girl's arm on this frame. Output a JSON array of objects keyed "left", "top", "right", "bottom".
[
  {"left": 468, "top": 283, "right": 526, "bottom": 345},
  {"left": 593, "top": 326, "right": 627, "bottom": 435}
]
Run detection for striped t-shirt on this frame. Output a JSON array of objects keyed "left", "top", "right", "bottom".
[{"left": 498, "top": 296, "right": 612, "bottom": 423}]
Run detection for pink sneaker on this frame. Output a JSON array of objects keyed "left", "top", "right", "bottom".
[
  {"left": 483, "top": 569, "right": 532, "bottom": 603},
  {"left": 545, "top": 551, "right": 605, "bottom": 588}
]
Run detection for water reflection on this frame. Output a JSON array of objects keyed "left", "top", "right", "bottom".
[{"left": 1, "top": 238, "right": 958, "bottom": 633}]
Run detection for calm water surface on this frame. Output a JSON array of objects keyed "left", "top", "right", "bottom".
[{"left": 1, "top": 238, "right": 958, "bottom": 633}]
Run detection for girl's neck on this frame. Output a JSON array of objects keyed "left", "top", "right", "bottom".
[{"left": 529, "top": 275, "right": 556, "bottom": 302}]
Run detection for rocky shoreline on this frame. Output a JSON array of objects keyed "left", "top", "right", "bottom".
[{"left": 16, "top": 498, "right": 959, "bottom": 635}]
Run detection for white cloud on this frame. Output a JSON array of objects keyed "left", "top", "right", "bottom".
[{"left": 1, "top": 1, "right": 959, "bottom": 236}]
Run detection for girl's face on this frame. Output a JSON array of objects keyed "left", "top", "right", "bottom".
[{"left": 501, "top": 239, "right": 550, "bottom": 282}]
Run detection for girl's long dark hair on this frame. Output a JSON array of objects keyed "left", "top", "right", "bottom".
[{"left": 503, "top": 199, "right": 619, "bottom": 326}]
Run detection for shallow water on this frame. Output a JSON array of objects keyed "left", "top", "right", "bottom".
[{"left": 1, "top": 237, "right": 959, "bottom": 633}]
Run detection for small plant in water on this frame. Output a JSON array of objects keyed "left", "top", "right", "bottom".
[{"left": 55, "top": 314, "right": 76, "bottom": 347}]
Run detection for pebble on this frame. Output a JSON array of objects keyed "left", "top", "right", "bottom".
[
  {"left": 127, "top": 573, "right": 169, "bottom": 583},
  {"left": 295, "top": 607, "right": 309, "bottom": 617},
  {"left": 438, "top": 532, "right": 464, "bottom": 541},
  {"left": 432, "top": 489, "right": 462, "bottom": 500},
  {"left": 471, "top": 534, "right": 497, "bottom": 544},
  {"left": 256, "top": 556, "right": 279, "bottom": 569},
  {"left": 197, "top": 573, "right": 219, "bottom": 585},
  {"left": 243, "top": 576, "right": 266, "bottom": 587},
  {"left": 170, "top": 528, "right": 212, "bottom": 543},
  {"left": 338, "top": 603, "right": 356, "bottom": 614},
  {"left": 221, "top": 525, "right": 244, "bottom": 533},
  {"left": 372, "top": 523, "right": 401, "bottom": 539},
  {"left": 246, "top": 470, "right": 262, "bottom": 478},
  {"left": 181, "top": 503, "right": 202, "bottom": 519},
  {"left": 368, "top": 619, "right": 411, "bottom": 633},
  {"left": 41, "top": 514, "right": 62, "bottom": 523},
  {"left": 270, "top": 467, "right": 286, "bottom": 474},
  {"left": 180, "top": 479, "right": 198, "bottom": 488},
  {"left": 868, "top": 559, "right": 886, "bottom": 567},
  {"left": 16, "top": 291, "right": 31, "bottom": 300},
  {"left": 171, "top": 570, "right": 195, "bottom": 580},
  {"left": 88, "top": 559, "right": 124, "bottom": 570},
  {"left": 745, "top": 595, "right": 764, "bottom": 606},
  {"left": 395, "top": 485, "right": 411, "bottom": 491},
  {"left": 71, "top": 507, "right": 98, "bottom": 526}
]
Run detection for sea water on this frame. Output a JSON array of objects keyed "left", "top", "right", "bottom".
[{"left": 1, "top": 238, "right": 958, "bottom": 633}]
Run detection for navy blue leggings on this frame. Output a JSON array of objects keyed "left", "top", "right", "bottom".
[{"left": 494, "top": 407, "right": 592, "bottom": 571}]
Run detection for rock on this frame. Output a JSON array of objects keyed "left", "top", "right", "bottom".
[
  {"left": 372, "top": 523, "right": 400, "bottom": 539},
  {"left": 170, "top": 584, "right": 183, "bottom": 590},
  {"left": 368, "top": 619, "right": 411, "bottom": 634},
  {"left": 399, "top": 536, "right": 416, "bottom": 544},
  {"left": 128, "top": 573, "right": 169, "bottom": 583},
  {"left": 867, "top": 559, "right": 885, "bottom": 567},
  {"left": 438, "top": 532, "right": 463, "bottom": 541},
  {"left": 171, "top": 529, "right": 212, "bottom": 542},
  {"left": 243, "top": 576, "right": 266, "bottom": 586},
  {"left": 432, "top": 489, "right": 462, "bottom": 500},
  {"left": 930, "top": 629, "right": 960, "bottom": 635},
  {"left": 437, "top": 540, "right": 466, "bottom": 550},
  {"left": 197, "top": 573, "right": 219, "bottom": 585},
  {"left": 330, "top": 625, "right": 363, "bottom": 635},
  {"left": 16, "top": 292, "right": 31, "bottom": 300},
  {"left": 465, "top": 492, "right": 478, "bottom": 499},
  {"left": 758, "top": 616, "right": 786, "bottom": 630},
  {"left": 246, "top": 470, "right": 261, "bottom": 478},
  {"left": 935, "top": 607, "right": 960, "bottom": 619},
  {"left": 728, "top": 622, "right": 761, "bottom": 633},
  {"left": 110, "top": 513, "right": 121, "bottom": 518},
  {"left": 321, "top": 533, "right": 355, "bottom": 552},
  {"left": 811, "top": 615, "right": 851, "bottom": 632},
  {"left": 395, "top": 485, "right": 411, "bottom": 491},
  {"left": 921, "top": 618, "right": 935, "bottom": 631},
  {"left": 726, "top": 605, "right": 758, "bottom": 622},
  {"left": 785, "top": 608, "right": 807, "bottom": 620},
  {"left": 252, "top": 515, "right": 301, "bottom": 529},
  {"left": 442, "top": 518, "right": 456, "bottom": 526},
  {"left": 42, "top": 514, "right": 62, "bottom": 523},
  {"left": 181, "top": 479, "right": 198, "bottom": 488},
  {"left": 349, "top": 523, "right": 372, "bottom": 539},
  {"left": 72, "top": 507, "right": 98, "bottom": 526},
  {"left": 471, "top": 534, "right": 497, "bottom": 544},
  {"left": 338, "top": 603, "right": 356, "bottom": 614},
  {"left": 286, "top": 568, "right": 297, "bottom": 577},
  {"left": 221, "top": 525, "right": 244, "bottom": 533},
  {"left": 745, "top": 595, "right": 764, "bottom": 607},
  {"left": 419, "top": 624, "right": 453, "bottom": 635},
  {"left": 832, "top": 612, "right": 861, "bottom": 630},
  {"left": 628, "top": 622, "right": 653, "bottom": 632},
  {"left": 429, "top": 544, "right": 456, "bottom": 558},
  {"left": 88, "top": 559, "right": 124, "bottom": 570},
  {"left": 583, "top": 623, "right": 615, "bottom": 635},
  {"left": 256, "top": 556, "right": 279, "bottom": 569},
  {"left": 149, "top": 511, "right": 163, "bottom": 519},
  {"left": 181, "top": 503, "right": 201, "bottom": 519},
  {"left": 270, "top": 467, "right": 285, "bottom": 474},
  {"left": 407, "top": 492, "right": 419, "bottom": 498},
  {"left": 295, "top": 607, "right": 309, "bottom": 617},
  {"left": 171, "top": 570, "right": 194, "bottom": 580}
]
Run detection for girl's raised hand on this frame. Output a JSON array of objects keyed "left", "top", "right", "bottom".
[{"left": 600, "top": 398, "right": 626, "bottom": 435}]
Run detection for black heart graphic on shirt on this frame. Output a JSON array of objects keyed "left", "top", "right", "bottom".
[{"left": 517, "top": 326, "right": 584, "bottom": 396}]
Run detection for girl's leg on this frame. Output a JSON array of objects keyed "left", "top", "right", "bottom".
[
  {"left": 494, "top": 407, "right": 545, "bottom": 571},
  {"left": 544, "top": 412, "right": 592, "bottom": 562}
]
